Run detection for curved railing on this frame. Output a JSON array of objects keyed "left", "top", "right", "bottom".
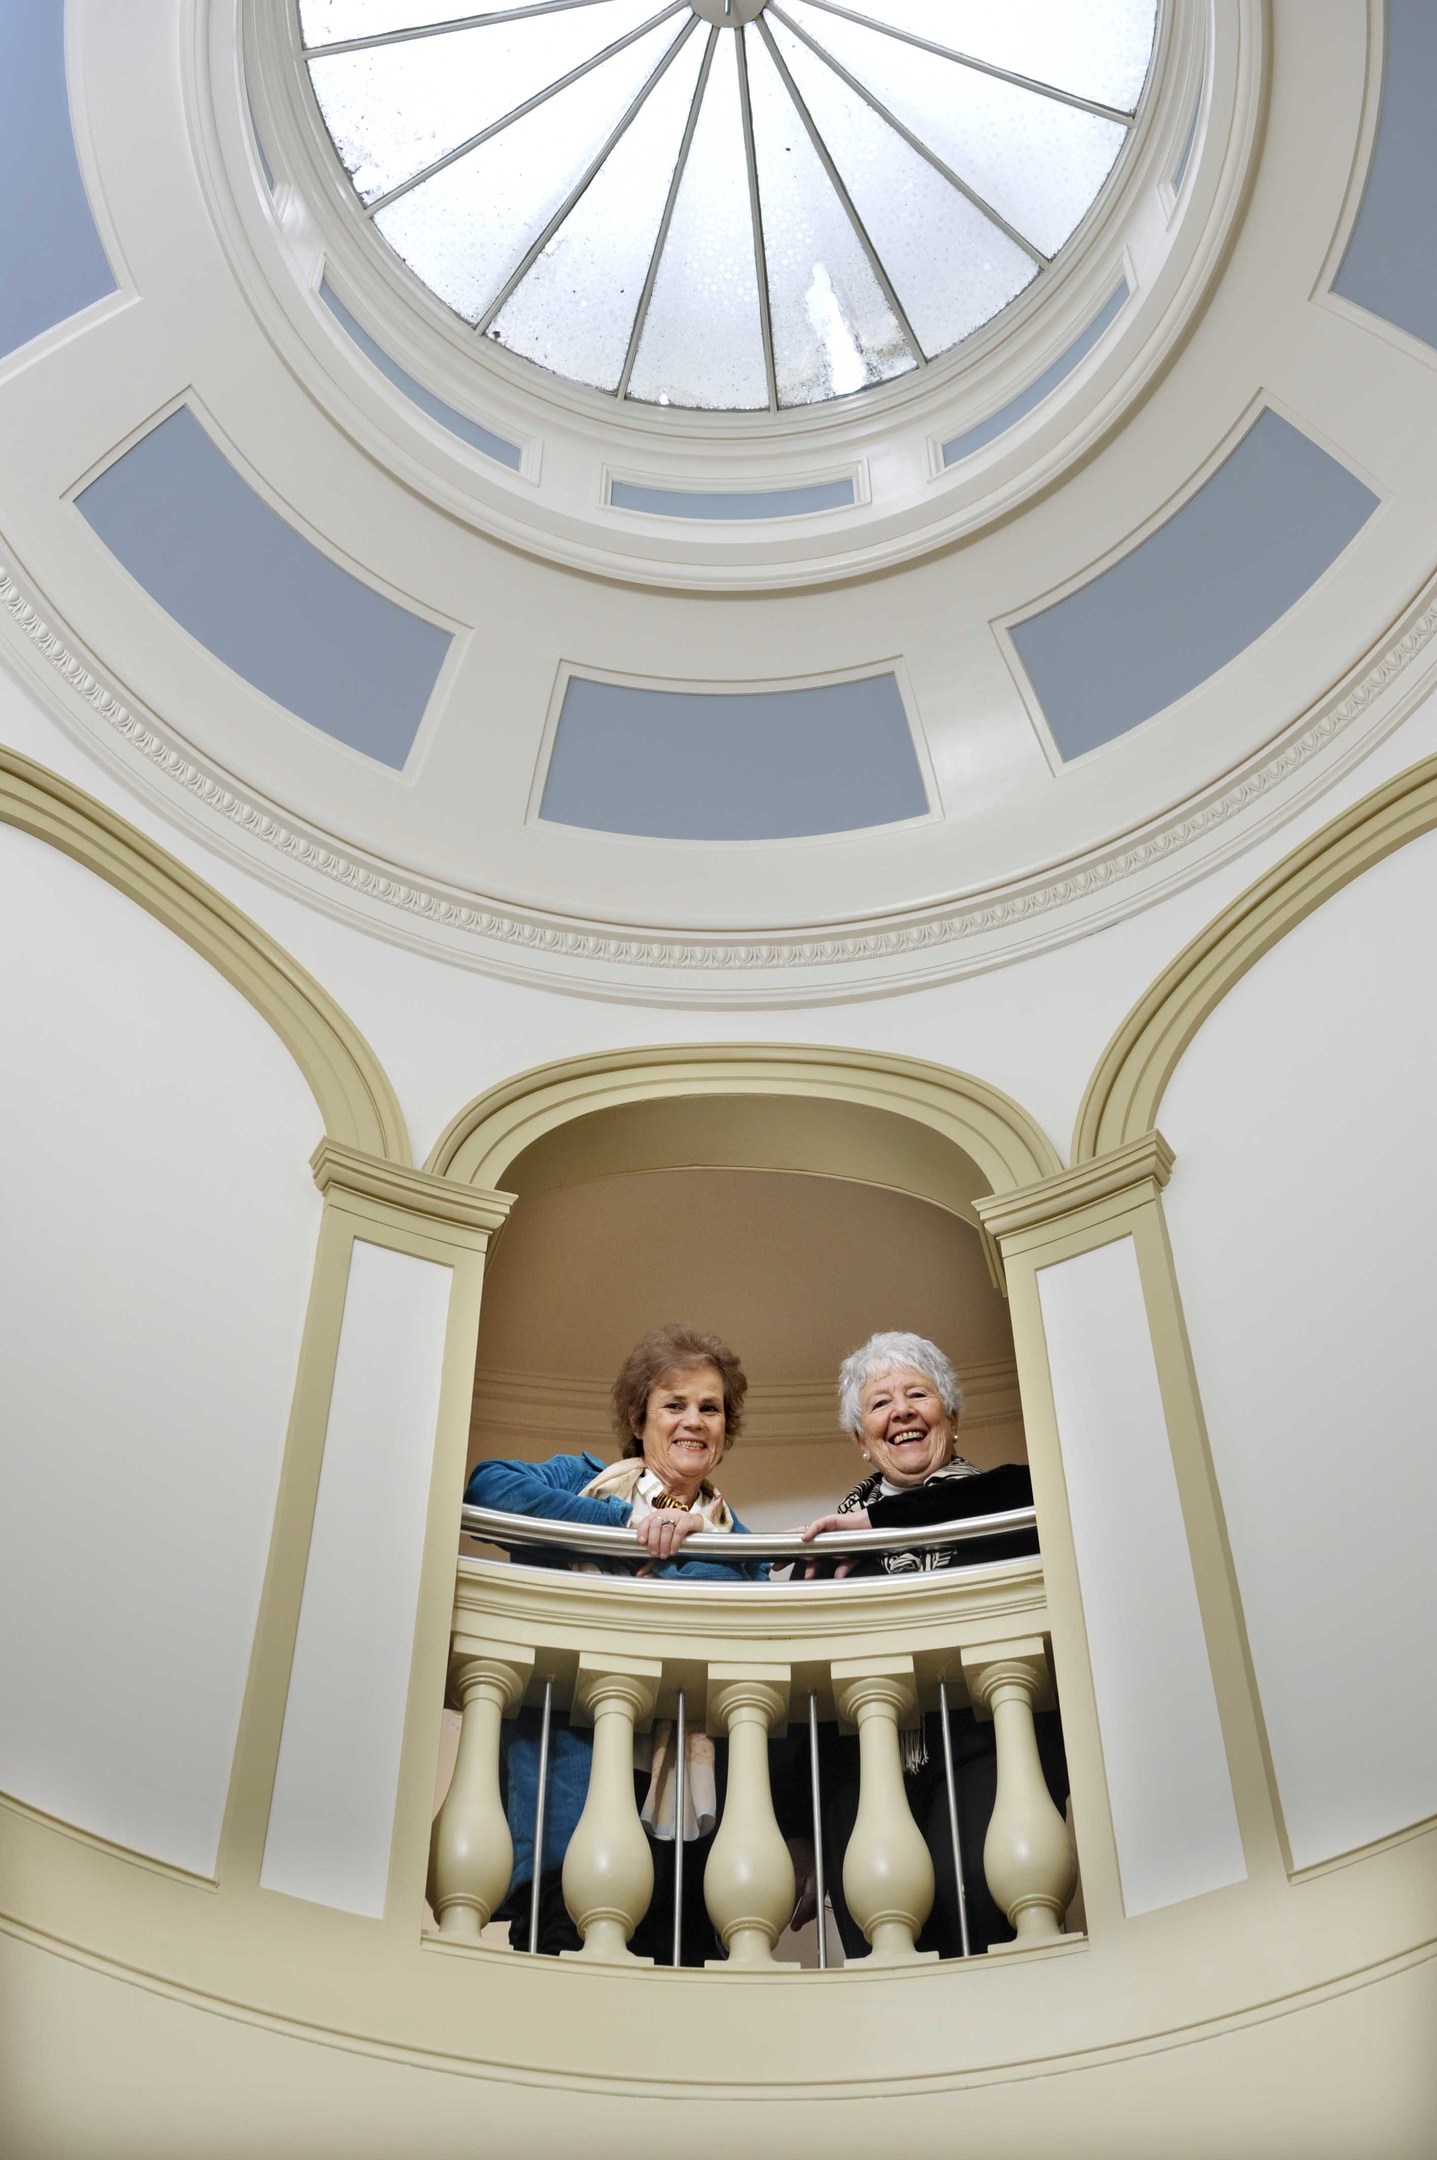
[{"left": 431, "top": 1512, "right": 1075, "bottom": 1971}]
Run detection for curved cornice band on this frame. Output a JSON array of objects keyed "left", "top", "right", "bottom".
[
  {"left": 0, "top": 746, "right": 410, "bottom": 1165},
  {"left": 1074, "top": 749, "right": 1437, "bottom": 1161}
]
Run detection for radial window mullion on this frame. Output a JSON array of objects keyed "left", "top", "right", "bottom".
[
  {"left": 474, "top": 15, "right": 698, "bottom": 334},
  {"left": 755, "top": 14, "right": 923, "bottom": 369},
  {"left": 767, "top": 3, "right": 1050, "bottom": 265},
  {"left": 794, "top": 0, "right": 1135, "bottom": 124},
  {"left": 363, "top": 0, "right": 688, "bottom": 213},
  {"left": 735, "top": 27, "right": 779, "bottom": 413},
  {"left": 303, "top": 0, "right": 624, "bottom": 63},
  {"left": 616, "top": 25, "right": 718, "bottom": 400}
]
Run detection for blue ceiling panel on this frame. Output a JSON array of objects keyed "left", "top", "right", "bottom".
[
  {"left": 1334, "top": 0, "right": 1437, "bottom": 351},
  {"left": 540, "top": 672, "right": 927, "bottom": 840},
  {"left": 77, "top": 407, "right": 451, "bottom": 768},
  {"left": 1010, "top": 409, "right": 1379, "bottom": 760},
  {"left": 1, "top": 0, "right": 117, "bottom": 358}
]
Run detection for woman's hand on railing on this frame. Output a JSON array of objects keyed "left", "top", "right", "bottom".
[
  {"left": 632, "top": 1508, "right": 704, "bottom": 1572},
  {"left": 796, "top": 1509, "right": 870, "bottom": 1580}
]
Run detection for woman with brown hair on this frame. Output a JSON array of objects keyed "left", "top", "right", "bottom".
[{"left": 464, "top": 1323, "right": 764, "bottom": 1959}]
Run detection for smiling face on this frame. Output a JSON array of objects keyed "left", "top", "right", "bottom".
[
  {"left": 636, "top": 1360, "right": 728, "bottom": 1502},
  {"left": 857, "top": 1365, "right": 958, "bottom": 1489}
]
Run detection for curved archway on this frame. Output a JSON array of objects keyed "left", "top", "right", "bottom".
[
  {"left": 429, "top": 1043, "right": 1061, "bottom": 1208},
  {"left": 0, "top": 747, "right": 409, "bottom": 1163},
  {"left": 1073, "top": 751, "right": 1437, "bottom": 1161}
]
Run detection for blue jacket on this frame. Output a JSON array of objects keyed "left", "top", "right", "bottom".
[
  {"left": 462, "top": 1451, "right": 764, "bottom": 1891},
  {"left": 464, "top": 1450, "right": 768, "bottom": 1583}
]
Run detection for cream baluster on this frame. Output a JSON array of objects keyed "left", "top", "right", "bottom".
[
  {"left": 703, "top": 1668, "right": 794, "bottom": 1967},
  {"left": 962, "top": 1638, "right": 1076, "bottom": 1947},
  {"left": 832, "top": 1654, "right": 936, "bottom": 1963},
  {"left": 429, "top": 1641, "right": 534, "bottom": 1940},
  {"left": 561, "top": 1653, "right": 661, "bottom": 1963}
]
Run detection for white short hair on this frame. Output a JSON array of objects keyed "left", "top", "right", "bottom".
[{"left": 838, "top": 1331, "right": 963, "bottom": 1438}]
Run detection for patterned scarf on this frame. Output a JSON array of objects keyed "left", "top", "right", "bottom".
[{"left": 835, "top": 1456, "right": 980, "bottom": 1575}]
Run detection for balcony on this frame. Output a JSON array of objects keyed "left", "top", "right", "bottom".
[{"left": 430, "top": 1506, "right": 1077, "bottom": 1969}]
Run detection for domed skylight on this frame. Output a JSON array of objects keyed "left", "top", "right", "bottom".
[{"left": 300, "top": 0, "right": 1157, "bottom": 411}]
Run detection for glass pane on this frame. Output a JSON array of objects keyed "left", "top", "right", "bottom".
[
  {"left": 627, "top": 31, "right": 769, "bottom": 410},
  {"left": 847, "top": 0, "right": 1157, "bottom": 115},
  {"left": 375, "top": 15, "right": 686, "bottom": 322},
  {"left": 782, "top": 0, "right": 1127, "bottom": 257},
  {"left": 489, "top": 25, "right": 707, "bottom": 392},
  {"left": 298, "top": 2, "right": 611, "bottom": 50},
  {"left": 307, "top": 0, "right": 666, "bottom": 203},
  {"left": 767, "top": 16, "right": 1034, "bottom": 357},
  {"left": 746, "top": 29, "right": 913, "bottom": 405}
]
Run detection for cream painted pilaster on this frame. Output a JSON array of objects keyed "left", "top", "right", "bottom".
[
  {"left": 429, "top": 1640, "right": 534, "bottom": 1939},
  {"left": 831, "top": 1655, "right": 936, "bottom": 1963},
  {"left": 561, "top": 1654, "right": 662, "bottom": 1962},
  {"left": 961, "top": 1638, "right": 1075, "bottom": 1946},
  {"left": 217, "top": 1142, "right": 513, "bottom": 1921},
  {"left": 975, "top": 1137, "right": 1282, "bottom": 1935},
  {"left": 703, "top": 1668, "right": 794, "bottom": 1968}
]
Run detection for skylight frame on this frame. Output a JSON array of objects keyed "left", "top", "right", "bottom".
[{"left": 298, "top": 0, "right": 1160, "bottom": 414}]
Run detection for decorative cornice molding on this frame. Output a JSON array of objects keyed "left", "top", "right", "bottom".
[
  {"left": 5, "top": 556, "right": 1436, "bottom": 998},
  {"left": 311, "top": 1138, "right": 514, "bottom": 1239},
  {"left": 975, "top": 1132, "right": 1174, "bottom": 1282}
]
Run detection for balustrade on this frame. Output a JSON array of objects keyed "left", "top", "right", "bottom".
[{"left": 429, "top": 1508, "right": 1076, "bottom": 1969}]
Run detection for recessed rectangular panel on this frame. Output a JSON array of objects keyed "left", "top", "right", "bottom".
[
  {"left": 0, "top": 0, "right": 117, "bottom": 356},
  {"left": 76, "top": 407, "right": 451, "bottom": 767},
  {"left": 1010, "top": 410, "right": 1379, "bottom": 758},
  {"left": 1334, "top": 0, "right": 1437, "bottom": 350},
  {"left": 539, "top": 670, "right": 928, "bottom": 839},
  {"left": 320, "top": 280, "right": 522, "bottom": 467},
  {"left": 1037, "top": 1236, "right": 1246, "bottom": 1916},
  {"left": 609, "top": 476, "right": 854, "bottom": 519},
  {"left": 261, "top": 1240, "right": 452, "bottom": 1917},
  {"left": 943, "top": 281, "right": 1128, "bottom": 465}
]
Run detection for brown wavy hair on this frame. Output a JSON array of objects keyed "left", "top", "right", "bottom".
[{"left": 612, "top": 1325, "right": 748, "bottom": 1458}]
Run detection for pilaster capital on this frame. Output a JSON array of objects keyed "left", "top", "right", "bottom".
[
  {"left": 831, "top": 1653, "right": 918, "bottom": 1726},
  {"left": 573, "top": 1653, "right": 662, "bottom": 1730},
  {"left": 449, "top": 1643, "right": 534, "bottom": 1714},
  {"left": 707, "top": 1666, "right": 791, "bottom": 1731},
  {"left": 961, "top": 1636, "right": 1051, "bottom": 1718},
  {"left": 975, "top": 1130, "right": 1174, "bottom": 1283},
  {"left": 311, "top": 1137, "right": 515, "bottom": 1245}
]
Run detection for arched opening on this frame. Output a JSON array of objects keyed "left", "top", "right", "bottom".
[{"left": 468, "top": 1092, "right": 1028, "bottom": 1527}]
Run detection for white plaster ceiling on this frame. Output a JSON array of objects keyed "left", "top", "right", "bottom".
[{"left": 3, "top": 0, "right": 1437, "bottom": 1003}]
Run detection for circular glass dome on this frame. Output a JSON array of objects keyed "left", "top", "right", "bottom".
[{"left": 301, "top": 1, "right": 1157, "bottom": 412}]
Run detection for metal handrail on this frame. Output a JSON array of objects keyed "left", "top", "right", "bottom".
[{"left": 459, "top": 1500, "right": 1037, "bottom": 1563}]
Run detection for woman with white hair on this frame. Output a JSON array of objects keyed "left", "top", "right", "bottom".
[{"left": 795, "top": 1330, "right": 1067, "bottom": 1958}]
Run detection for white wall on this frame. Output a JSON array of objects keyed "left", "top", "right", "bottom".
[
  {"left": 1161, "top": 829, "right": 1437, "bottom": 1868},
  {"left": 0, "top": 825, "right": 321, "bottom": 1874}
]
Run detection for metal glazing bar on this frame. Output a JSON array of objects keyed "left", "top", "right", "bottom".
[
  {"left": 755, "top": 15, "right": 925, "bottom": 366},
  {"left": 616, "top": 24, "right": 718, "bottom": 398},
  {"left": 365, "top": 1, "right": 688, "bottom": 214},
  {"left": 528, "top": 1676, "right": 553, "bottom": 1954},
  {"left": 460, "top": 1500, "right": 1036, "bottom": 1561},
  {"left": 474, "top": 14, "right": 698, "bottom": 334},
  {"left": 672, "top": 1688, "right": 687, "bottom": 1967},
  {"left": 795, "top": 0, "right": 1136, "bottom": 124},
  {"left": 808, "top": 1690, "right": 828, "bottom": 1970},
  {"left": 937, "top": 1679, "right": 971, "bottom": 1958},
  {"left": 735, "top": 26, "right": 779, "bottom": 411},
  {"left": 768, "top": 5, "right": 1049, "bottom": 266},
  {"left": 305, "top": 0, "right": 619, "bottom": 63}
]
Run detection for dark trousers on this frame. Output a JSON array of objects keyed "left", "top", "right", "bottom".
[{"left": 819, "top": 1707, "right": 1069, "bottom": 1959}]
